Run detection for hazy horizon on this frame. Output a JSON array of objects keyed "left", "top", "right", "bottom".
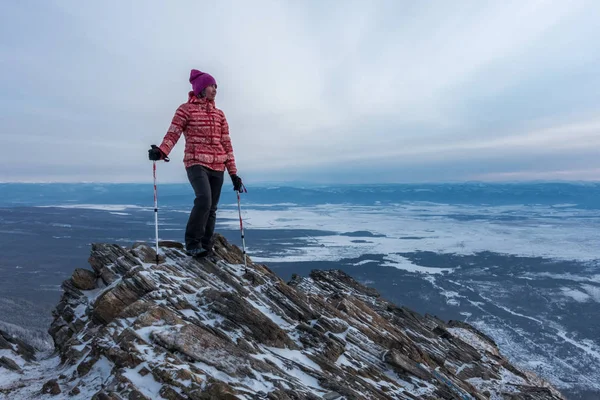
[{"left": 1, "top": 179, "right": 599, "bottom": 185}]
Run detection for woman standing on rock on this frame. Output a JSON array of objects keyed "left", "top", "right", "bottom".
[{"left": 149, "top": 69, "right": 244, "bottom": 258}]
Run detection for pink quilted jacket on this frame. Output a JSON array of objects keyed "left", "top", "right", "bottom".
[{"left": 159, "top": 92, "right": 237, "bottom": 175}]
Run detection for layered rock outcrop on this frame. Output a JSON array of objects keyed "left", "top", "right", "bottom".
[{"left": 0, "top": 235, "right": 564, "bottom": 399}]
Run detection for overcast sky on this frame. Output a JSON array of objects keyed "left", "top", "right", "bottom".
[{"left": 1, "top": 1, "right": 599, "bottom": 183}]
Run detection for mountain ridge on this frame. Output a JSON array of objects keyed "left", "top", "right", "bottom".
[{"left": 0, "top": 235, "right": 564, "bottom": 399}]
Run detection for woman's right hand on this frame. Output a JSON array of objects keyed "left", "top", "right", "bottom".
[{"left": 148, "top": 145, "right": 167, "bottom": 161}]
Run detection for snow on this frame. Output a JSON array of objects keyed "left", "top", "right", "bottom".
[
  {"left": 135, "top": 326, "right": 158, "bottom": 343},
  {"left": 179, "top": 309, "right": 198, "bottom": 318},
  {"left": 581, "top": 284, "right": 600, "bottom": 302},
  {"left": 467, "top": 365, "right": 533, "bottom": 400},
  {"left": 475, "top": 291, "right": 544, "bottom": 325},
  {"left": 555, "top": 329, "right": 600, "bottom": 361},
  {"left": 194, "top": 359, "right": 277, "bottom": 395},
  {"left": 89, "top": 356, "right": 113, "bottom": 385},
  {"left": 122, "top": 362, "right": 164, "bottom": 399},
  {"left": 353, "top": 259, "right": 378, "bottom": 266},
  {"left": 266, "top": 347, "right": 323, "bottom": 372},
  {"left": 561, "top": 287, "right": 591, "bottom": 302},
  {"left": 71, "top": 343, "right": 88, "bottom": 352},
  {"left": 552, "top": 203, "right": 579, "bottom": 208},
  {"left": 251, "top": 350, "right": 326, "bottom": 395},
  {"left": 0, "top": 368, "right": 22, "bottom": 393},
  {"left": 447, "top": 327, "right": 499, "bottom": 356},
  {"left": 526, "top": 272, "right": 600, "bottom": 284},
  {"left": 0, "top": 353, "right": 87, "bottom": 400},
  {"left": 245, "top": 298, "right": 292, "bottom": 328},
  {"left": 213, "top": 202, "right": 600, "bottom": 263},
  {"left": 0, "top": 350, "right": 25, "bottom": 368},
  {"left": 83, "top": 279, "right": 120, "bottom": 302},
  {"left": 335, "top": 354, "right": 355, "bottom": 368},
  {"left": 382, "top": 369, "right": 436, "bottom": 397},
  {"left": 438, "top": 289, "right": 462, "bottom": 306},
  {"left": 198, "top": 314, "right": 227, "bottom": 329},
  {"left": 499, "top": 366, "right": 527, "bottom": 385},
  {"left": 38, "top": 204, "right": 147, "bottom": 212},
  {"left": 455, "top": 363, "right": 473, "bottom": 375},
  {"left": 73, "top": 303, "right": 88, "bottom": 319},
  {"left": 356, "top": 375, "right": 383, "bottom": 390},
  {"left": 382, "top": 253, "right": 454, "bottom": 274}
]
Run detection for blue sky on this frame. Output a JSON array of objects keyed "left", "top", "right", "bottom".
[{"left": 1, "top": 1, "right": 599, "bottom": 183}]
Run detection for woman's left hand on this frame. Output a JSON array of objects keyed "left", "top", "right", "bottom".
[{"left": 231, "top": 174, "right": 244, "bottom": 192}]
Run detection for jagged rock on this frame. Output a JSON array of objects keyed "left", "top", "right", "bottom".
[
  {"left": 77, "top": 352, "right": 100, "bottom": 377},
  {"left": 0, "top": 330, "right": 36, "bottom": 362},
  {"left": 132, "top": 242, "right": 166, "bottom": 264},
  {"left": 448, "top": 320, "right": 497, "bottom": 347},
  {"left": 0, "top": 234, "right": 566, "bottom": 400},
  {"left": 384, "top": 349, "right": 431, "bottom": 380},
  {"left": 0, "top": 356, "right": 21, "bottom": 372},
  {"left": 91, "top": 391, "right": 122, "bottom": 400},
  {"left": 505, "top": 386, "right": 560, "bottom": 399},
  {"left": 323, "top": 392, "right": 345, "bottom": 400},
  {"left": 133, "top": 304, "right": 185, "bottom": 328},
  {"left": 158, "top": 240, "right": 185, "bottom": 250},
  {"left": 127, "top": 389, "right": 149, "bottom": 400},
  {"left": 0, "top": 331, "right": 12, "bottom": 349},
  {"left": 202, "top": 290, "right": 297, "bottom": 348},
  {"left": 456, "top": 363, "right": 490, "bottom": 380},
  {"left": 14, "top": 339, "right": 36, "bottom": 362},
  {"left": 100, "top": 267, "right": 119, "bottom": 285},
  {"left": 152, "top": 323, "right": 248, "bottom": 375},
  {"left": 189, "top": 381, "right": 239, "bottom": 399},
  {"left": 69, "top": 386, "right": 81, "bottom": 396},
  {"left": 159, "top": 385, "right": 187, "bottom": 400},
  {"left": 92, "top": 272, "right": 157, "bottom": 324},
  {"left": 41, "top": 379, "right": 61, "bottom": 395},
  {"left": 314, "top": 316, "right": 348, "bottom": 334},
  {"left": 71, "top": 268, "right": 97, "bottom": 290}
]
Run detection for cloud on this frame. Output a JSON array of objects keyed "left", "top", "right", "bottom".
[{"left": 1, "top": 0, "right": 599, "bottom": 183}]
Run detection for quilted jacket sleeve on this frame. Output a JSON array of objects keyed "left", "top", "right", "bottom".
[{"left": 159, "top": 104, "right": 189, "bottom": 157}]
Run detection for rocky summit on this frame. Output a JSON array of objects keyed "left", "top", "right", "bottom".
[{"left": 0, "top": 235, "right": 564, "bottom": 400}]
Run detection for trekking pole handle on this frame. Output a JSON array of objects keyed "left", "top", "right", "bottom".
[
  {"left": 151, "top": 144, "right": 170, "bottom": 162},
  {"left": 236, "top": 183, "right": 248, "bottom": 193}
]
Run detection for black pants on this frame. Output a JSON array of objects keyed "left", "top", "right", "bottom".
[{"left": 185, "top": 165, "right": 224, "bottom": 251}]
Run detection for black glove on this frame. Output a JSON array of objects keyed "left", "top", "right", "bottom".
[
  {"left": 230, "top": 174, "right": 244, "bottom": 192},
  {"left": 148, "top": 145, "right": 166, "bottom": 161}
]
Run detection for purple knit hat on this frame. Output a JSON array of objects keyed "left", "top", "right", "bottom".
[{"left": 189, "top": 69, "right": 217, "bottom": 97}]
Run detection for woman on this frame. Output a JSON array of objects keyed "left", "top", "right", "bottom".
[{"left": 149, "top": 69, "right": 243, "bottom": 258}]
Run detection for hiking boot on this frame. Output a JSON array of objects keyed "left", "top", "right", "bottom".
[{"left": 187, "top": 248, "right": 209, "bottom": 258}]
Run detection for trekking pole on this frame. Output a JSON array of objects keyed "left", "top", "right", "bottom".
[
  {"left": 153, "top": 160, "right": 160, "bottom": 264},
  {"left": 236, "top": 183, "right": 248, "bottom": 273},
  {"left": 150, "top": 145, "right": 169, "bottom": 265}
]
